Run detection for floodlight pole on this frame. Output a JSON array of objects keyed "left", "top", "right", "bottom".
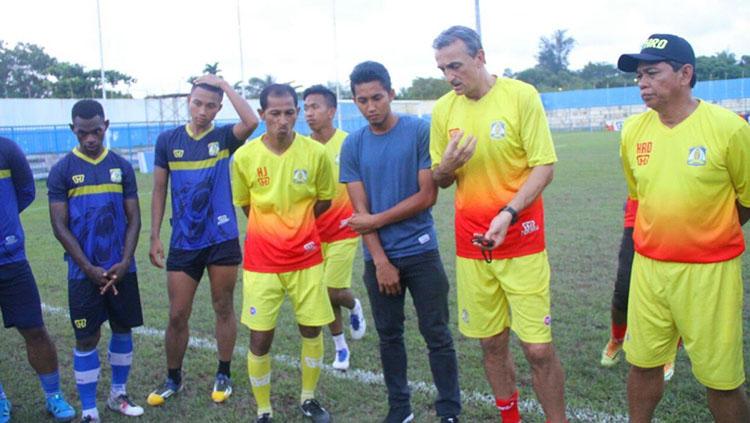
[
  {"left": 96, "top": 0, "right": 106, "bottom": 99},
  {"left": 474, "top": 0, "right": 482, "bottom": 39},
  {"left": 332, "top": 0, "right": 343, "bottom": 129},
  {"left": 237, "top": 0, "right": 246, "bottom": 97}
]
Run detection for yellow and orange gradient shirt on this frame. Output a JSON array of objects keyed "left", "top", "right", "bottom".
[
  {"left": 430, "top": 77, "right": 557, "bottom": 260},
  {"left": 620, "top": 101, "right": 750, "bottom": 263},
  {"left": 314, "top": 129, "right": 358, "bottom": 243},
  {"left": 231, "top": 133, "right": 336, "bottom": 273}
]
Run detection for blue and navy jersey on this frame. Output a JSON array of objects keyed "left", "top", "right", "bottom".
[
  {"left": 47, "top": 148, "right": 138, "bottom": 280},
  {"left": 155, "top": 124, "right": 242, "bottom": 250},
  {"left": 0, "top": 137, "right": 35, "bottom": 265}
]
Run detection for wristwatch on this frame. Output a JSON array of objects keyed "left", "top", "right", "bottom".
[{"left": 499, "top": 205, "right": 518, "bottom": 225}]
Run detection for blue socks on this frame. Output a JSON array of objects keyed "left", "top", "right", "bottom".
[
  {"left": 38, "top": 371, "right": 62, "bottom": 398},
  {"left": 73, "top": 348, "right": 100, "bottom": 419},
  {"left": 108, "top": 332, "right": 133, "bottom": 397}
]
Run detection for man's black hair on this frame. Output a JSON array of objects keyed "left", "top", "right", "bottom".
[
  {"left": 71, "top": 99, "right": 105, "bottom": 122},
  {"left": 259, "top": 84, "right": 299, "bottom": 110},
  {"left": 302, "top": 85, "right": 337, "bottom": 109},
  {"left": 349, "top": 61, "right": 392, "bottom": 96},
  {"left": 191, "top": 83, "right": 224, "bottom": 100}
]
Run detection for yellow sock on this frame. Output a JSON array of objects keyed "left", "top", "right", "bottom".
[
  {"left": 248, "top": 352, "right": 272, "bottom": 416},
  {"left": 300, "top": 333, "right": 324, "bottom": 403}
]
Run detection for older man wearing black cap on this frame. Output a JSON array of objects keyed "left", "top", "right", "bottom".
[{"left": 617, "top": 34, "right": 750, "bottom": 422}]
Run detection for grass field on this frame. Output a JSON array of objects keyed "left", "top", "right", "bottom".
[{"left": 2, "top": 130, "right": 749, "bottom": 422}]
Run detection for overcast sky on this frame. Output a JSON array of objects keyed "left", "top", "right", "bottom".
[{"left": 3, "top": 0, "right": 748, "bottom": 98}]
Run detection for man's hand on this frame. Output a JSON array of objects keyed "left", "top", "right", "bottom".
[
  {"left": 149, "top": 238, "right": 165, "bottom": 269},
  {"left": 194, "top": 74, "right": 228, "bottom": 90},
  {"left": 439, "top": 130, "right": 478, "bottom": 175},
  {"left": 483, "top": 210, "right": 514, "bottom": 250},
  {"left": 100, "top": 260, "right": 130, "bottom": 295},
  {"left": 348, "top": 212, "right": 380, "bottom": 234},
  {"left": 83, "top": 264, "right": 110, "bottom": 287},
  {"left": 375, "top": 260, "right": 401, "bottom": 296}
]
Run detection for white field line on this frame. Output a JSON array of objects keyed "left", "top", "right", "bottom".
[{"left": 41, "top": 303, "right": 626, "bottom": 422}]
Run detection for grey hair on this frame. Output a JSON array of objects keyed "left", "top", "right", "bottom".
[{"left": 432, "top": 25, "right": 483, "bottom": 57}]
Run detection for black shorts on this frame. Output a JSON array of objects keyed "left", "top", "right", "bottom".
[
  {"left": 166, "top": 238, "right": 242, "bottom": 282},
  {"left": 68, "top": 272, "right": 143, "bottom": 340},
  {"left": 611, "top": 226, "right": 635, "bottom": 312},
  {"left": 0, "top": 260, "right": 44, "bottom": 329}
]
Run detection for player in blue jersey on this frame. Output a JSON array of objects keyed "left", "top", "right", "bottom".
[
  {"left": 47, "top": 100, "right": 144, "bottom": 422},
  {"left": 147, "top": 74, "right": 259, "bottom": 406},
  {"left": 0, "top": 137, "right": 76, "bottom": 423}
]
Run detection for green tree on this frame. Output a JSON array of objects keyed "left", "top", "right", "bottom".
[
  {"left": 537, "top": 29, "right": 575, "bottom": 73},
  {"left": 398, "top": 77, "right": 451, "bottom": 99},
  {"left": 0, "top": 39, "right": 134, "bottom": 98},
  {"left": 578, "top": 62, "right": 632, "bottom": 88}
]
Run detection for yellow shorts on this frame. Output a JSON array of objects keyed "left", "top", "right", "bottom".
[
  {"left": 624, "top": 253, "right": 745, "bottom": 390},
  {"left": 456, "top": 250, "right": 552, "bottom": 343},
  {"left": 240, "top": 263, "right": 334, "bottom": 331},
  {"left": 321, "top": 237, "right": 359, "bottom": 289}
]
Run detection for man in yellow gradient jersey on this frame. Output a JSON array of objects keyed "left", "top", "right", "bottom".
[
  {"left": 431, "top": 25, "right": 566, "bottom": 423},
  {"left": 303, "top": 85, "right": 366, "bottom": 372},
  {"left": 231, "top": 84, "right": 336, "bottom": 423},
  {"left": 618, "top": 34, "right": 750, "bottom": 422}
]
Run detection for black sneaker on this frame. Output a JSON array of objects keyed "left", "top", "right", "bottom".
[
  {"left": 300, "top": 399, "right": 330, "bottom": 423},
  {"left": 255, "top": 413, "right": 273, "bottom": 423},
  {"left": 441, "top": 417, "right": 459, "bottom": 423},
  {"left": 384, "top": 406, "right": 414, "bottom": 423}
]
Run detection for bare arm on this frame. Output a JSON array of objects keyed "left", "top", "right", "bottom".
[
  {"left": 738, "top": 201, "right": 750, "bottom": 226},
  {"left": 482, "top": 164, "right": 554, "bottom": 249},
  {"left": 149, "top": 166, "right": 169, "bottom": 268},
  {"left": 194, "top": 74, "right": 259, "bottom": 141},
  {"left": 348, "top": 169, "right": 437, "bottom": 234},
  {"left": 313, "top": 199, "right": 331, "bottom": 218},
  {"left": 49, "top": 201, "right": 107, "bottom": 285},
  {"left": 346, "top": 181, "right": 401, "bottom": 295}
]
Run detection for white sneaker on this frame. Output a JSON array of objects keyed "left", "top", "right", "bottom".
[
  {"left": 107, "top": 394, "right": 144, "bottom": 417},
  {"left": 332, "top": 347, "right": 350, "bottom": 371},
  {"left": 349, "top": 299, "right": 366, "bottom": 340}
]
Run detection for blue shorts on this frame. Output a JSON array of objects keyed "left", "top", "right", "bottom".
[
  {"left": 68, "top": 272, "right": 143, "bottom": 340},
  {"left": 0, "top": 260, "right": 44, "bottom": 329},
  {"left": 166, "top": 238, "right": 242, "bottom": 282}
]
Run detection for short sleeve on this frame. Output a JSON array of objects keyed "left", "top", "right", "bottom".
[
  {"left": 46, "top": 161, "right": 69, "bottom": 203},
  {"left": 219, "top": 124, "right": 244, "bottom": 155},
  {"left": 230, "top": 150, "right": 251, "bottom": 207},
  {"left": 520, "top": 87, "right": 557, "bottom": 166},
  {"left": 620, "top": 128, "right": 638, "bottom": 201},
  {"left": 3, "top": 139, "right": 35, "bottom": 212},
  {"left": 338, "top": 133, "right": 361, "bottom": 183},
  {"left": 416, "top": 119, "right": 432, "bottom": 170},
  {"left": 154, "top": 132, "right": 169, "bottom": 169},
  {"left": 429, "top": 104, "right": 447, "bottom": 169},
  {"left": 121, "top": 159, "right": 138, "bottom": 199},
  {"left": 316, "top": 152, "right": 336, "bottom": 201},
  {"left": 726, "top": 124, "right": 750, "bottom": 206}
]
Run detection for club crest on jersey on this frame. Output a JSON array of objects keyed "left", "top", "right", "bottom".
[
  {"left": 72, "top": 174, "right": 85, "bottom": 184},
  {"left": 292, "top": 169, "right": 308, "bottom": 184},
  {"left": 489, "top": 120, "right": 506, "bottom": 140},
  {"left": 208, "top": 142, "right": 220, "bottom": 157},
  {"left": 109, "top": 168, "right": 122, "bottom": 183},
  {"left": 173, "top": 149, "right": 184, "bottom": 158},
  {"left": 687, "top": 146, "right": 707, "bottom": 166}
]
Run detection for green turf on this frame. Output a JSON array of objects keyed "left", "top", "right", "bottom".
[{"left": 1, "top": 131, "right": 748, "bottom": 422}]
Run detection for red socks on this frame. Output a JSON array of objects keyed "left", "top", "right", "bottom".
[
  {"left": 495, "top": 390, "right": 521, "bottom": 423},
  {"left": 611, "top": 322, "right": 627, "bottom": 343}
]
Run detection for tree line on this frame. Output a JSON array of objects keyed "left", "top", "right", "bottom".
[{"left": 2, "top": 33, "right": 748, "bottom": 100}]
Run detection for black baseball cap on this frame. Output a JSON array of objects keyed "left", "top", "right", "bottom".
[{"left": 617, "top": 34, "right": 695, "bottom": 72}]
